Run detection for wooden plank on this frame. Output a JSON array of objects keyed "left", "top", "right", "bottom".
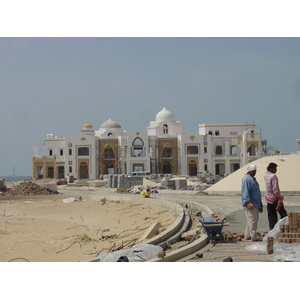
[{"left": 200, "top": 223, "right": 230, "bottom": 227}]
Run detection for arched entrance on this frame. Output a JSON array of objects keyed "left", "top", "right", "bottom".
[
  {"left": 58, "top": 166, "right": 65, "bottom": 179},
  {"left": 47, "top": 167, "right": 54, "bottom": 178},
  {"left": 163, "top": 161, "right": 171, "bottom": 174},
  {"left": 189, "top": 160, "right": 197, "bottom": 176},
  {"left": 80, "top": 162, "right": 88, "bottom": 179},
  {"left": 106, "top": 162, "right": 114, "bottom": 174}
]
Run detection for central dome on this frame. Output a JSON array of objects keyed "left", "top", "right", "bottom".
[
  {"left": 100, "top": 118, "right": 121, "bottom": 129},
  {"left": 155, "top": 107, "right": 175, "bottom": 123}
]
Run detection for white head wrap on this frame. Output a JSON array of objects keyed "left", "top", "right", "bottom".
[{"left": 247, "top": 164, "right": 257, "bottom": 172}]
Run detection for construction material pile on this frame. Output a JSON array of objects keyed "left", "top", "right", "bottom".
[
  {"left": 221, "top": 228, "right": 266, "bottom": 242},
  {"left": 1, "top": 181, "right": 57, "bottom": 196},
  {"left": 128, "top": 186, "right": 159, "bottom": 195},
  {"left": 277, "top": 212, "right": 300, "bottom": 243}
]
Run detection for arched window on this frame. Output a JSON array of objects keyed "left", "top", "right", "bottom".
[
  {"left": 247, "top": 144, "right": 256, "bottom": 156},
  {"left": 216, "top": 146, "right": 222, "bottom": 155},
  {"left": 103, "top": 145, "right": 115, "bottom": 159},
  {"left": 132, "top": 137, "right": 144, "bottom": 157},
  {"left": 78, "top": 147, "right": 89, "bottom": 156},
  {"left": 187, "top": 146, "right": 198, "bottom": 154},
  {"left": 215, "top": 130, "right": 219, "bottom": 136},
  {"left": 163, "top": 124, "right": 168, "bottom": 134},
  {"left": 162, "top": 145, "right": 172, "bottom": 158},
  {"left": 208, "top": 130, "right": 213, "bottom": 135},
  {"left": 230, "top": 146, "right": 237, "bottom": 155}
]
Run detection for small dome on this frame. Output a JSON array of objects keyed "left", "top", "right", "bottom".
[
  {"left": 100, "top": 118, "right": 121, "bottom": 129},
  {"left": 82, "top": 122, "right": 93, "bottom": 129},
  {"left": 155, "top": 107, "right": 175, "bottom": 123}
]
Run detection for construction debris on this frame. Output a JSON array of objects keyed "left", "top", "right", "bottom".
[
  {"left": 128, "top": 186, "right": 158, "bottom": 195},
  {"left": 56, "top": 179, "right": 67, "bottom": 185},
  {"left": 1, "top": 181, "right": 58, "bottom": 196}
]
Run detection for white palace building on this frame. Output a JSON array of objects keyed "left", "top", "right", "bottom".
[{"left": 32, "top": 107, "right": 266, "bottom": 180}]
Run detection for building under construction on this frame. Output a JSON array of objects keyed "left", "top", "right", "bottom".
[{"left": 32, "top": 107, "right": 265, "bottom": 180}]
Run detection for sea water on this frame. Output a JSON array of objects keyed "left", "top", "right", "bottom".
[{"left": 1, "top": 176, "right": 32, "bottom": 182}]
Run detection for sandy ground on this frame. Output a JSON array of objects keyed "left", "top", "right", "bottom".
[
  {"left": 0, "top": 196, "right": 175, "bottom": 262},
  {"left": 1, "top": 178, "right": 300, "bottom": 263}
]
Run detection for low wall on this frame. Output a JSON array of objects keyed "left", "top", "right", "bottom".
[
  {"left": 148, "top": 235, "right": 208, "bottom": 262},
  {"left": 0, "top": 195, "right": 67, "bottom": 201}
]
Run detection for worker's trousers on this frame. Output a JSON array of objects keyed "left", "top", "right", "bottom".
[
  {"left": 244, "top": 207, "right": 259, "bottom": 241},
  {"left": 267, "top": 201, "right": 287, "bottom": 230}
]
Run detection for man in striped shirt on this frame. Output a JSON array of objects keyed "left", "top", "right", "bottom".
[{"left": 264, "top": 162, "right": 287, "bottom": 230}]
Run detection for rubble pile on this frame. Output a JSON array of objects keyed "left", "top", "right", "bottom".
[
  {"left": 56, "top": 179, "right": 67, "bottom": 185},
  {"left": 128, "top": 186, "right": 158, "bottom": 195},
  {"left": 128, "top": 186, "right": 144, "bottom": 194},
  {"left": 2, "top": 181, "right": 57, "bottom": 196},
  {"left": 277, "top": 212, "right": 300, "bottom": 243}
]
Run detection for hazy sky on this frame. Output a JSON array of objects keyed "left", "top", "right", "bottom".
[{"left": 1, "top": 37, "right": 300, "bottom": 176}]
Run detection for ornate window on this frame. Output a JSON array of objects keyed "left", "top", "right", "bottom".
[
  {"left": 187, "top": 146, "right": 198, "bottom": 154},
  {"left": 78, "top": 147, "right": 89, "bottom": 156},
  {"left": 216, "top": 146, "right": 222, "bottom": 155},
  {"left": 103, "top": 146, "right": 115, "bottom": 159},
  {"left": 162, "top": 145, "right": 172, "bottom": 158},
  {"left": 163, "top": 124, "right": 168, "bottom": 134},
  {"left": 132, "top": 137, "right": 144, "bottom": 157}
]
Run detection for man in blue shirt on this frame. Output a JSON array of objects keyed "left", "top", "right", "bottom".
[{"left": 241, "top": 164, "right": 263, "bottom": 241}]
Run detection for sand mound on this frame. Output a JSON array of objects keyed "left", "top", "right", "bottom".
[
  {"left": 143, "top": 177, "right": 196, "bottom": 187},
  {"left": 169, "top": 177, "right": 196, "bottom": 186},
  {"left": 205, "top": 154, "right": 300, "bottom": 195},
  {"left": 143, "top": 178, "right": 160, "bottom": 187}
]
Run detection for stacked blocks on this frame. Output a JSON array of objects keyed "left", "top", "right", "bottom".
[{"left": 277, "top": 212, "right": 300, "bottom": 244}]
